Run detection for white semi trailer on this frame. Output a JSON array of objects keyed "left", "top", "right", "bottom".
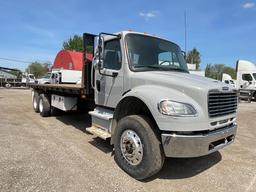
[{"left": 31, "top": 31, "right": 238, "bottom": 180}]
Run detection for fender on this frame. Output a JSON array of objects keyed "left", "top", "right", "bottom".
[{"left": 111, "top": 84, "right": 204, "bottom": 142}]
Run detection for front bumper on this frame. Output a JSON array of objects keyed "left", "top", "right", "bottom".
[{"left": 161, "top": 124, "right": 237, "bottom": 158}]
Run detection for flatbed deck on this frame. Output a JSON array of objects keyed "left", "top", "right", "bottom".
[{"left": 30, "top": 83, "right": 86, "bottom": 96}]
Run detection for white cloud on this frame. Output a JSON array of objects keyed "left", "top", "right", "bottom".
[
  {"left": 243, "top": 2, "right": 255, "bottom": 9},
  {"left": 139, "top": 11, "right": 158, "bottom": 19}
]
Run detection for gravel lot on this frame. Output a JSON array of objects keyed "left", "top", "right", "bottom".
[{"left": 0, "top": 88, "right": 255, "bottom": 192}]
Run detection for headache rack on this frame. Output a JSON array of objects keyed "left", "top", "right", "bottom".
[{"left": 208, "top": 90, "right": 238, "bottom": 118}]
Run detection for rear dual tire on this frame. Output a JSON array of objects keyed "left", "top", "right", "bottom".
[
  {"left": 38, "top": 94, "right": 51, "bottom": 117},
  {"left": 32, "top": 91, "right": 40, "bottom": 113},
  {"left": 32, "top": 91, "right": 59, "bottom": 116}
]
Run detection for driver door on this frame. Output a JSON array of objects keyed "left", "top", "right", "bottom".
[{"left": 94, "top": 39, "right": 123, "bottom": 108}]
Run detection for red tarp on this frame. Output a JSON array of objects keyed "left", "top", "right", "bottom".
[{"left": 53, "top": 50, "right": 92, "bottom": 71}]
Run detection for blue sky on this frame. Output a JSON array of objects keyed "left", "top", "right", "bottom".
[{"left": 0, "top": 0, "right": 255, "bottom": 71}]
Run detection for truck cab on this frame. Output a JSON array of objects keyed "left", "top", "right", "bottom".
[
  {"left": 236, "top": 60, "right": 256, "bottom": 99},
  {"left": 222, "top": 73, "right": 236, "bottom": 88},
  {"left": 22, "top": 73, "right": 36, "bottom": 84},
  {"left": 31, "top": 31, "right": 238, "bottom": 180},
  {"left": 88, "top": 31, "right": 237, "bottom": 178}
]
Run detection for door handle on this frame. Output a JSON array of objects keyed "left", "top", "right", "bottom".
[{"left": 96, "top": 80, "right": 101, "bottom": 92}]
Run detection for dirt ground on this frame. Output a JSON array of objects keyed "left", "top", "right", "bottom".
[{"left": 0, "top": 88, "right": 255, "bottom": 192}]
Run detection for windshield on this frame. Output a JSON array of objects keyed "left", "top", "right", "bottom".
[
  {"left": 126, "top": 34, "right": 188, "bottom": 72},
  {"left": 29, "top": 75, "right": 35, "bottom": 79},
  {"left": 41, "top": 73, "right": 51, "bottom": 79},
  {"left": 253, "top": 73, "right": 256, "bottom": 80}
]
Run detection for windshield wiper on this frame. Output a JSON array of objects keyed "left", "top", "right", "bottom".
[
  {"left": 134, "top": 65, "right": 167, "bottom": 71},
  {"left": 134, "top": 65, "right": 188, "bottom": 72},
  {"left": 165, "top": 68, "right": 188, "bottom": 72}
]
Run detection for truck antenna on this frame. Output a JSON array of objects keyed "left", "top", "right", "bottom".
[{"left": 184, "top": 10, "right": 187, "bottom": 54}]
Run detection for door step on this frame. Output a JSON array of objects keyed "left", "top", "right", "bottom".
[
  {"left": 86, "top": 126, "right": 111, "bottom": 140},
  {"left": 89, "top": 107, "right": 113, "bottom": 120},
  {"left": 89, "top": 107, "right": 114, "bottom": 132}
]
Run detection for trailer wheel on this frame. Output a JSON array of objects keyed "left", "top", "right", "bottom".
[
  {"left": 38, "top": 94, "right": 51, "bottom": 117},
  {"left": 32, "top": 91, "right": 40, "bottom": 113},
  {"left": 114, "top": 115, "right": 164, "bottom": 180}
]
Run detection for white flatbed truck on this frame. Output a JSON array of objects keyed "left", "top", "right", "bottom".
[{"left": 31, "top": 31, "right": 238, "bottom": 180}]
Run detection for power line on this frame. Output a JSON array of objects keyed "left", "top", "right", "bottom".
[{"left": 0, "top": 57, "right": 34, "bottom": 64}]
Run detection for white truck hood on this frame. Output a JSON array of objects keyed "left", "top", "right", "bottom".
[
  {"left": 131, "top": 71, "right": 236, "bottom": 107},
  {"left": 132, "top": 71, "right": 233, "bottom": 91}
]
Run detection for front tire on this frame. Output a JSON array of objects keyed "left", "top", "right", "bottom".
[
  {"left": 38, "top": 94, "right": 51, "bottom": 117},
  {"left": 114, "top": 115, "right": 165, "bottom": 180}
]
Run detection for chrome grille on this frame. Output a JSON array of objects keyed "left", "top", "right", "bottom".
[{"left": 208, "top": 91, "right": 238, "bottom": 118}]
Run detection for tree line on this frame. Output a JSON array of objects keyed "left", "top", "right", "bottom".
[
  {"left": 26, "top": 35, "right": 236, "bottom": 80},
  {"left": 186, "top": 48, "right": 236, "bottom": 80}
]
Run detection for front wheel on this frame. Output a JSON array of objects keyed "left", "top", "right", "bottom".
[{"left": 114, "top": 115, "right": 165, "bottom": 180}]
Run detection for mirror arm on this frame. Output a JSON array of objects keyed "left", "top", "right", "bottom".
[{"left": 99, "top": 32, "right": 121, "bottom": 39}]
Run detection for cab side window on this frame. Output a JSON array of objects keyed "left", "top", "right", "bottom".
[
  {"left": 103, "top": 40, "right": 122, "bottom": 70},
  {"left": 242, "top": 74, "right": 252, "bottom": 81}
]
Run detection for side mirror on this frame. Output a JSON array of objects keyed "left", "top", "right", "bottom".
[
  {"left": 97, "top": 36, "right": 104, "bottom": 69},
  {"left": 181, "top": 51, "right": 186, "bottom": 60}
]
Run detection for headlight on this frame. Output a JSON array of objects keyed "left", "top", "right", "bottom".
[{"left": 158, "top": 100, "right": 197, "bottom": 116}]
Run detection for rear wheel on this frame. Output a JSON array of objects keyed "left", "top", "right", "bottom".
[
  {"left": 39, "top": 94, "right": 51, "bottom": 117},
  {"left": 32, "top": 91, "right": 40, "bottom": 113},
  {"left": 5, "top": 83, "right": 11, "bottom": 88},
  {"left": 114, "top": 115, "right": 165, "bottom": 180}
]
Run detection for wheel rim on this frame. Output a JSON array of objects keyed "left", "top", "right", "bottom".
[
  {"left": 33, "top": 97, "right": 37, "bottom": 109},
  {"left": 120, "top": 129, "right": 143, "bottom": 166},
  {"left": 39, "top": 98, "right": 43, "bottom": 113}
]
